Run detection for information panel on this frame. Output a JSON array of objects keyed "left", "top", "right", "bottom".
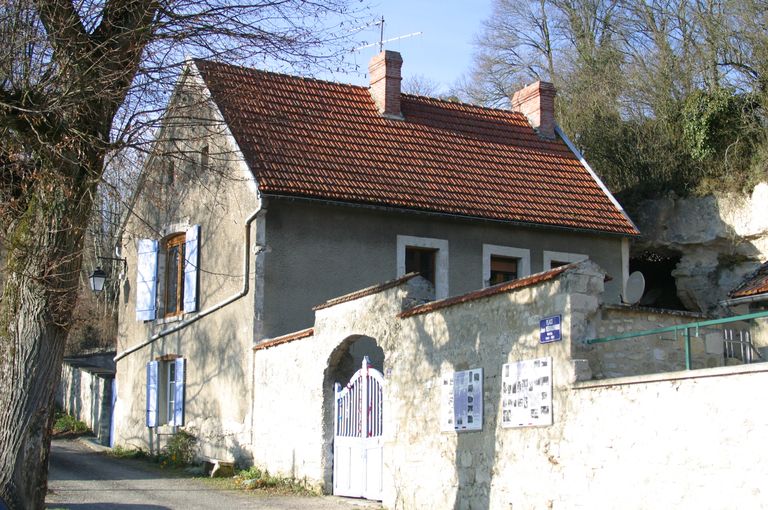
[
  {"left": 440, "top": 368, "right": 483, "bottom": 432},
  {"left": 501, "top": 357, "right": 553, "bottom": 428}
]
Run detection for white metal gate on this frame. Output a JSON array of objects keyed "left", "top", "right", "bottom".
[{"left": 333, "top": 356, "right": 384, "bottom": 501}]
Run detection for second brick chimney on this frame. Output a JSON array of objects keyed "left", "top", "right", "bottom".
[
  {"left": 369, "top": 50, "right": 403, "bottom": 119},
  {"left": 511, "top": 81, "right": 557, "bottom": 140}
]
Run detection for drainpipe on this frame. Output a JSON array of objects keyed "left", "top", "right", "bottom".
[
  {"left": 114, "top": 203, "right": 265, "bottom": 363},
  {"left": 720, "top": 294, "right": 768, "bottom": 308}
]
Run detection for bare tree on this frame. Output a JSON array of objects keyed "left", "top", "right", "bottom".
[
  {"left": 0, "top": 0, "right": 359, "bottom": 507},
  {"left": 402, "top": 74, "right": 442, "bottom": 96},
  {"left": 464, "top": 0, "right": 768, "bottom": 200}
]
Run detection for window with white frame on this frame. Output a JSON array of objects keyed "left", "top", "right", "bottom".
[
  {"left": 543, "top": 250, "right": 587, "bottom": 270},
  {"left": 136, "top": 225, "right": 200, "bottom": 321},
  {"left": 146, "top": 357, "right": 186, "bottom": 428},
  {"left": 482, "top": 245, "right": 531, "bottom": 287},
  {"left": 397, "top": 235, "right": 449, "bottom": 299}
]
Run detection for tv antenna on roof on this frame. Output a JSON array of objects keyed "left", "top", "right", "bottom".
[{"left": 352, "top": 16, "right": 422, "bottom": 53}]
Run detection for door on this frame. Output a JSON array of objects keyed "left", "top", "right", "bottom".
[{"left": 333, "top": 356, "right": 384, "bottom": 501}]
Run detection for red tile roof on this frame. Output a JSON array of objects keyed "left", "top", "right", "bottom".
[
  {"left": 194, "top": 60, "right": 638, "bottom": 236},
  {"left": 730, "top": 261, "right": 768, "bottom": 299},
  {"left": 399, "top": 264, "right": 571, "bottom": 318}
]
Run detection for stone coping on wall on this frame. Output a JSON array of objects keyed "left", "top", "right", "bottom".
[
  {"left": 253, "top": 328, "right": 314, "bottom": 351},
  {"left": 312, "top": 273, "right": 419, "bottom": 311},
  {"left": 399, "top": 264, "right": 572, "bottom": 318},
  {"left": 601, "top": 303, "right": 709, "bottom": 319},
  {"left": 573, "top": 361, "right": 768, "bottom": 390}
]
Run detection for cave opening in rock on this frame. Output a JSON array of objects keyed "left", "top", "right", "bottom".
[{"left": 630, "top": 250, "right": 687, "bottom": 310}]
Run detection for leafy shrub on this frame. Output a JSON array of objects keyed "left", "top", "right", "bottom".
[
  {"left": 52, "top": 412, "right": 89, "bottom": 435},
  {"left": 159, "top": 430, "right": 197, "bottom": 468}
]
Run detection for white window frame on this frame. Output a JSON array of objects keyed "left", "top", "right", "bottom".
[
  {"left": 482, "top": 244, "right": 531, "bottom": 288},
  {"left": 146, "top": 357, "right": 185, "bottom": 428},
  {"left": 167, "top": 361, "right": 176, "bottom": 425},
  {"left": 397, "top": 235, "right": 449, "bottom": 299},
  {"left": 543, "top": 250, "right": 588, "bottom": 270}
]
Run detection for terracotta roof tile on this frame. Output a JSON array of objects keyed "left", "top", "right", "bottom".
[
  {"left": 253, "top": 328, "right": 314, "bottom": 351},
  {"left": 194, "top": 60, "right": 638, "bottom": 236},
  {"left": 730, "top": 261, "right": 768, "bottom": 299},
  {"left": 399, "top": 264, "right": 571, "bottom": 318}
]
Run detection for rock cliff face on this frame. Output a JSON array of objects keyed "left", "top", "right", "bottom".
[{"left": 631, "top": 182, "right": 768, "bottom": 313}]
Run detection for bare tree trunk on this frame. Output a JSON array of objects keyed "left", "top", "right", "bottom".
[{"left": 0, "top": 178, "right": 94, "bottom": 509}]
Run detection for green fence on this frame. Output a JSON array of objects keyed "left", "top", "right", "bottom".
[{"left": 585, "top": 310, "right": 768, "bottom": 370}]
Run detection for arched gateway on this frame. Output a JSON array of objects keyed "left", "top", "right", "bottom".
[{"left": 332, "top": 356, "right": 384, "bottom": 501}]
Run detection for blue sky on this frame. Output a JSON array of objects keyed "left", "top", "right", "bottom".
[{"left": 331, "top": 0, "right": 493, "bottom": 93}]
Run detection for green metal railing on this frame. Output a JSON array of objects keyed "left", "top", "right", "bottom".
[{"left": 585, "top": 310, "right": 768, "bottom": 370}]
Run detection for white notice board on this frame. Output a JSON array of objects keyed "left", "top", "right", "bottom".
[
  {"left": 440, "top": 368, "right": 483, "bottom": 432},
  {"left": 501, "top": 357, "right": 553, "bottom": 428}
]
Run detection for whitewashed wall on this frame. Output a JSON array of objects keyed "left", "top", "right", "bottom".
[{"left": 251, "top": 263, "right": 768, "bottom": 509}]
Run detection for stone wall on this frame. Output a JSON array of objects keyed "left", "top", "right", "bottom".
[
  {"left": 250, "top": 262, "right": 768, "bottom": 509},
  {"left": 579, "top": 305, "right": 724, "bottom": 378},
  {"left": 57, "top": 363, "right": 113, "bottom": 445},
  {"left": 557, "top": 366, "right": 768, "bottom": 510}
]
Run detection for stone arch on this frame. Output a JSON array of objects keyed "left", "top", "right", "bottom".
[{"left": 320, "top": 334, "right": 384, "bottom": 492}]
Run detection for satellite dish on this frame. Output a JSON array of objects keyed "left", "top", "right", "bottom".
[{"left": 623, "top": 271, "right": 646, "bottom": 305}]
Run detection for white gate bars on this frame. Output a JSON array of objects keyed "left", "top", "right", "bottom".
[{"left": 333, "top": 356, "right": 384, "bottom": 501}]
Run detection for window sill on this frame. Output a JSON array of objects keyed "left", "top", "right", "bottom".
[{"left": 155, "top": 314, "right": 185, "bottom": 326}]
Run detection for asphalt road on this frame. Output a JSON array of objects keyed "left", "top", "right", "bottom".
[{"left": 46, "top": 439, "right": 380, "bottom": 510}]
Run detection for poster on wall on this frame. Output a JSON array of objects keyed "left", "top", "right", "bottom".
[
  {"left": 501, "top": 357, "right": 553, "bottom": 428},
  {"left": 440, "top": 368, "right": 483, "bottom": 432}
]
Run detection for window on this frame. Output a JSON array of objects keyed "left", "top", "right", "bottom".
[
  {"left": 543, "top": 250, "right": 587, "bottom": 270},
  {"left": 397, "top": 235, "right": 449, "bottom": 299},
  {"left": 164, "top": 234, "right": 185, "bottom": 317},
  {"left": 482, "top": 244, "right": 530, "bottom": 288},
  {"left": 405, "top": 247, "right": 437, "bottom": 286},
  {"left": 136, "top": 225, "right": 200, "bottom": 321},
  {"left": 146, "top": 357, "right": 186, "bottom": 427},
  {"left": 489, "top": 256, "right": 518, "bottom": 285}
]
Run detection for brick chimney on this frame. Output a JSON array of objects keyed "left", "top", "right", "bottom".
[
  {"left": 511, "top": 81, "right": 557, "bottom": 140},
  {"left": 369, "top": 50, "right": 403, "bottom": 119}
]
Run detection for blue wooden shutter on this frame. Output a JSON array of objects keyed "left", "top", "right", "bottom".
[
  {"left": 183, "top": 225, "right": 199, "bottom": 313},
  {"left": 172, "top": 358, "right": 186, "bottom": 426},
  {"left": 136, "top": 239, "right": 159, "bottom": 321},
  {"left": 146, "top": 361, "right": 159, "bottom": 427}
]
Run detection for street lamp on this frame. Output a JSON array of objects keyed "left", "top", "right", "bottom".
[
  {"left": 89, "top": 267, "right": 107, "bottom": 293},
  {"left": 88, "top": 256, "right": 127, "bottom": 293}
]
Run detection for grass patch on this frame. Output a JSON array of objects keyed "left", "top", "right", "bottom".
[
  {"left": 233, "top": 466, "right": 318, "bottom": 496},
  {"left": 109, "top": 445, "right": 152, "bottom": 460}
]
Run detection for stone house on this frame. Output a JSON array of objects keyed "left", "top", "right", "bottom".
[{"left": 112, "top": 51, "right": 638, "bottom": 467}]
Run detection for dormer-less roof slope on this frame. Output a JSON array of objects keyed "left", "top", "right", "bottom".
[
  {"left": 194, "top": 59, "right": 638, "bottom": 235},
  {"left": 730, "top": 261, "right": 768, "bottom": 299}
]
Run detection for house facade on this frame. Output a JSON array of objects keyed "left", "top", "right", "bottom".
[{"left": 112, "top": 51, "right": 638, "bottom": 464}]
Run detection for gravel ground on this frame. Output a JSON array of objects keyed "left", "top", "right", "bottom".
[{"left": 46, "top": 438, "right": 381, "bottom": 510}]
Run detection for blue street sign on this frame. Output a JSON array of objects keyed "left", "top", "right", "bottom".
[{"left": 540, "top": 315, "right": 562, "bottom": 343}]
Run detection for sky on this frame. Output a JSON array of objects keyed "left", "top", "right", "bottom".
[{"left": 328, "top": 0, "right": 494, "bottom": 93}]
